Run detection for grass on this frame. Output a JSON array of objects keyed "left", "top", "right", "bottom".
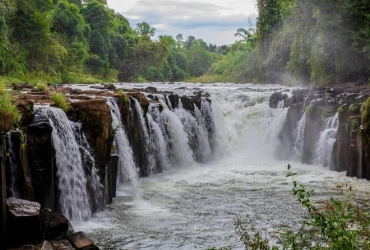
[
  {"left": 35, "top": 81, "right": 49, "bottom": 91},
  {"left": 117, "top": 89, "right": 130, "bottom": 102},
  {"left": 186, "top": 74, "right": 235, "bottom": 83},
  {"left": 50, "top": 91, "right": 70, "bottom": 111},
  {"left": 0, "top": 83, "right": 20, "bottom": 122}
]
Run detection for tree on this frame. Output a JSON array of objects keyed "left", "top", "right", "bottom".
[{"left": 135, "top": 22, "right": 155, "bottom": 37}]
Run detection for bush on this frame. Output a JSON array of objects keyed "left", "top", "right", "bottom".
[
  {"left": 117, "top": 89, "right": 129, "bottom": 102},
  {"left": 35, "top": 81, "right": 49, "bottom": 91}
]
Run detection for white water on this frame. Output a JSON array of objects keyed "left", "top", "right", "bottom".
[
  {"left": 73, "top": 83, "right": 370, "bottom": 249},
  {"left": 107, "top": 98, "right": 141, "bottom": 199},
  {"left": 37, "top": 107, "right": 91, "bottom": 221},
  {"left": 293, "top": 112, "right": 306, "bottom": 161},
  {"left": 7, "top": 132, "right": 19, "bottom": 198},
  {"left": 159, "top": 109, "right": 195, "bottom": 166},
  {"left": 147, "top": 106, "right": 170, "bottom": 171},
  {"left": 313, "top": 113, "right": 339, "bottom": 167}
]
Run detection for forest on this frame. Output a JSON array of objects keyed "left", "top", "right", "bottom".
[{"left": 1, "top": 0, "right": 370, "bottom": 85}]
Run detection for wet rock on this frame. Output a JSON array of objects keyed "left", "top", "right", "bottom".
[
  {"left": 269, "top": 92, "right": 287, "bottom": 108},
  {"left": 145, "top": 86, "right": 157, "bottom": 93},
  {"left": 7, "top": 198, "right": 41, "bottom": 246},
  {"left": 40, "top": 240, "right": 53, "bottom": 250},
  {"left": 67, "top": 232, "right": 99, "bottom": 250},
  {"left": 180, "top": 96, "right": 194, "bottom": 113},
  {"left": 50, "top": 239, "right": 75, "bottom": 250},
  {"left": 41, "top": 209, "right": 70, "bottom": 240},
  {"left": 76, "top": 99, "right": 112, "bottom": 174},
  {"left": 127, "top": 92, "right": 150, "bottom": 113},
  {"left": 17, "top": 100, "right": 35, "bottom": 126},
  {"left": 167, "top": 94, "right": 179, "bottom": 109},
  {"left": 0, "top": 111, "right": 13, "bottom": 132},
  {"left": 104, "top": 84, "right": 116, "bottom": 90},
  {"left": 27, "top": 115, "right": 55, "bottom": 210},
  {"left": 106, "top": 154, "right": 118, "bottom": 203}
]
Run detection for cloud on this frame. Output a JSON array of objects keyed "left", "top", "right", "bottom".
[{"left": 114, "top": 0, "right": 257, "bottom": 45}]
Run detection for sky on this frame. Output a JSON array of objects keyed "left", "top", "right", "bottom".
[{"left": 107, "top": 0, "right": 258, "bottom": 45}]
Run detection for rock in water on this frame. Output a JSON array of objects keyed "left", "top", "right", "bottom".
[{"left": 67, "top": 232, "right": 99, "bottom": 250}]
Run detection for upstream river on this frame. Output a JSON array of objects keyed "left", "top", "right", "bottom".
[{"left": 73, "top": 83, "right": 370, "bottom": 249}]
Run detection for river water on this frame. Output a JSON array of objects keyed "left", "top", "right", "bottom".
[{"left": 73, "top": 83, "right": 370, "bottom": 249}]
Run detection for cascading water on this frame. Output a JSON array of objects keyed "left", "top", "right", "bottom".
[
  {"left": 313, "top": 113, "right": 339, "bottom": 167},
  {"left": 132, "top": 98, "right": 155, "bottom": 174},
  {"left": 7, "top": 132, "right": 19, "bottom": 198},
  {"left": 36, "top": 107, "right": 91, "bottom": 221},
  {"left": 293, "top": 112, "right": 306, "bottom": 161},
  {"left": 159, "top": 109, "right": 194, "bottom": 166},
  {"left": 72, "top": 122, "right": 104, "bottom": 212},
  {"left": 174, "top": 102, "right": 211, "bottom": 162},
  {"left": 147, "top": 105, "right": 170, "bottom": 172},
  {"left": 106, "top": 98, "right": 141, "bottom": 199},
  {"left": 75, "top": 83, "right": 370, "bottom": 250}
]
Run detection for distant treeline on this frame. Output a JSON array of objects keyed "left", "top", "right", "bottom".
[
  {"left": 0, "top": 0, "right": 234, "bottom": 83},
  {"left": 1, "top": 0, "right": 369, "bottom": 85}
]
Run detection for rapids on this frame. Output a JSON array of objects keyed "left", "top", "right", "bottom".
[{"left": 73, "top": 83, "right": 370, "bottom": 249}]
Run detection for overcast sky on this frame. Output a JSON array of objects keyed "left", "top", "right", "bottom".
[{"left": 107, "top": 0, "right": 258, "bottom": 45}]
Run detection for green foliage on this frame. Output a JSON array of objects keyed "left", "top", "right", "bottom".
[
  {"left": 0, "top": 83, "right": 20, "bottom": 122},
  {"left": 361, "top": 97, "right": 370, "bottom": 150},
  {"left": 50, "top": 91, "right": 70, "bottom": 111},
  {"left": 117, "top": 89, "right": 129, "bottom": 102},
  {"left": 235, "top": 164, "right": 370, "bottom": 249},
  {"left": 35, "top": 82, "right": 49, "bottom": 91}
]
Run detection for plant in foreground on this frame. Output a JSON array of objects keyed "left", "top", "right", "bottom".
[{"left": 234, "top": 164, "right": 370, "bottom": 249}]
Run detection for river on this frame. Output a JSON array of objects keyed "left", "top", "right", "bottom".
[{"left": 73, "top": 83, "right": 370, "bottom": 249}]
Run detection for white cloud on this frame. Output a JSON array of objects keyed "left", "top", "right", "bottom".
[{"left": 107, "top": 0, "right": 257, "bottom": 45}]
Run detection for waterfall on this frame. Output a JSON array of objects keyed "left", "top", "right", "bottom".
[
  {"left": 36, "top": 107, "right": 91, "bottom": 221},
  {"left": 72, "top": 122, "right": 104, "bottom": 212},
  {"left": 132, "top": 98, "right": 155, "bottom": 174},
  {"left": 174, "top": 104, "right": 211, "bottom": 162},
  {"left": 293, "top": 112, "right": 306, "bottom": 161},
  {"left": 7, "top": 132, "right": 19, "bottom": 198},
  {"left": 147, "top": 105, "right": 170, "bottom": 172},
  {"left": 313, "top": 113, "right": 339, "bottom": 167},
  {"left": 106, "top": 98, "right": 141, "bottom": 199},
  {"left": 159, "top": 109, "right": 195, "bottom": 166}
]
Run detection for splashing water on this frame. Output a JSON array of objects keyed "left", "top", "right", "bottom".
[
  {"left": 147, "top": 106, "right": 170, "bottom": 172},
  {"left": 293, "top": 112, "right": 306, "bottom": 161},
  {"left": 159, "top": 109, "right": 194, "bottom": 166},
  {"left": 313, "top": 113, "right": 339, "bottom": 167},
  {"left": 107, "top": 98, "right": 141, "bottom": 199}
]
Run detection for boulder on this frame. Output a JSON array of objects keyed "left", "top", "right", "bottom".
[
  {"left": 50, "top": 239, "right": 75, "bottom": 250},
  {"left": 41, "top": 209, "right": 70, "bottom": 240},
  {"left": 269, "top": 92, "right": 287, "bottom": 108},
  {"left": 67, "top": 232, "right": 99, "bottom": 250},
  {"left": 6, "top": 198, "right": 41, "bottom": 246}
]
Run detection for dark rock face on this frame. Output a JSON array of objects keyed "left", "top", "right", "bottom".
[
  {"left": 27, "top": 115, "right": 56, "bottom": 211},
  {"left": 180, "top": 96, "right": 195, "bottom": 113},
  {"left": 277, "top": 86, "right": 370, "bottom": 180},
  {"left": 167, "top": 94, "right": 179, "bottom": 109},
  {"left": 6, "top": 197, "right": 41, "bottom": 246},
  {"left": 40, "top": 209, "right": 70, "bottom": 240},
  {"left": 269, "top": 92, "right": 288, "bottom": 108}
]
